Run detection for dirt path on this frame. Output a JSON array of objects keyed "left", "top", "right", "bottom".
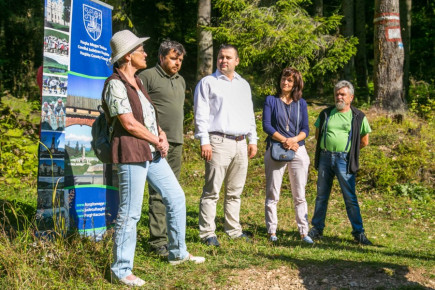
[{"left": 222, "top": 265, "right": 434, "bottom": 289}]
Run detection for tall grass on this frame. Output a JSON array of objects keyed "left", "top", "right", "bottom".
[{"left": 0, "top": 96, "right": 433, "bottom": 288}]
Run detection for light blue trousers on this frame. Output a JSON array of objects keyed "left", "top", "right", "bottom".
[{"left": 111, "top": 155, "right": 188, "bottom": 279}]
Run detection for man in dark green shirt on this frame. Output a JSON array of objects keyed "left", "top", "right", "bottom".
[{"left": 138, "top": 40, "right": 186, "bottom": 256}]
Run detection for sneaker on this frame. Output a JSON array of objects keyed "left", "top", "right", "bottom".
[
  {"left": 203, "top": 236, "right": 220, "bottom": 247},
  {"left": 269, "top": 235, "right": 278, "bottom": 242},
  {"left": 353, "top": 233, "right": 373, "bottom": 246},
  {"left": 119, "top": 275, "right": 145, "bottom": 287},
  {"left": 169, "top": 254, "right": 206, "bottom": 265},
  {"left": 302, "top": 235, "right": 314, "bottom": 244},
  {"left": 307, "top": 227, "right": 323, "bottom": 240},
  {"left": 153, "top": 244, "right": 169, "bottom": 257}
]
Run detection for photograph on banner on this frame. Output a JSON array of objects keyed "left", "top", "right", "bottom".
[
  {"left": 42, "top": 75, "right": 68, "bottom": 96},
  {"left": 43, "top": 28, "right": 70, "bottom": 75},
  {"left": 65, "top": 175, "right": 104, "bottom": 186},
  {"left": 67, "top": 73, "right": 105, "bottom": 100},
  {"left": 41, "top": 96, "right": 66, "bottom": 131},
  {"left": 70, "top": 0, "right": 112, "bottom": 78},
  {"left": 38, "top": 176, "right": 65, "bottom": 190},
  {"left": 39, "top": 131, "right": 65, "bottom": 159},
  {"left": 44, "top": 0, "right": 71, "bottom": 32},
  {"left": 39, "top": 159, "right": 65, "bottom": 177},
  {"left": 36, "top": 207, "right": 69, "bottom": 232},
  {"left": 37, "top": 189, "right": 68, "bottom": 209},
  {"left": 64, "top": 171, "right": 118, "bottom": 189},
  {"left": 65, "top": 124, "right": 101, "bottom": 176}
]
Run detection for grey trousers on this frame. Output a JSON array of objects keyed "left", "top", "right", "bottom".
[
  {"left": 199, "top": 135, "right": 248, "bottom": 239},
  {"left": 264, "top": 145, "right": 310, "bottom": 236}
]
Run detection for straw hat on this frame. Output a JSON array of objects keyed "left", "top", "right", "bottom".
[{"left": 110, "top": 30, "right": 149, "bottom": 65}]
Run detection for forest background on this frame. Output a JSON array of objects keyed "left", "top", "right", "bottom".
[{"left": 0, "top": 0, "right": 434, "bottom": 288}]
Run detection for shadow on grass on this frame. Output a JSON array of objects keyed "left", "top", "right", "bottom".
[
  {"left": 243, "top": 221, "right": 435, "bottom": 262},
  {"left": 0, "top": 199, "right": 36, "bottom": 234},
  {"left": 259, "top": 254, "right": 427, "bottom": 290}
]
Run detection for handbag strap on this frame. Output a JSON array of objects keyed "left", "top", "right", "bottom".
[{"left": 295, "top": 101, "right": 300, "bottom": 136}]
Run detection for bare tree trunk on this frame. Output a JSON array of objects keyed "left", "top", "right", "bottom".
[
  {"left": 374, "top": 0, "right": 405, "bottom": 112},
  {"left": 355, "top": 0, "right": 369, "bottom": 102},
  {"left": 313, "top": 0, "right": 324, "bottom": 97},
  {"left": 196, "top": 0, "right": 213, "bottom": 82},
  {"left": 342, "top": 0, "right": 354, "bottom": 81},
  {"left": 400, "top": 0, "right": 411, "bottom": 101},
  {"left": 313, "top": 0, "right": 323, "bottom": 17}
]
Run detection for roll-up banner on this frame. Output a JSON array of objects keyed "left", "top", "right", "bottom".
[{"left": 38, "top": 0, "right": 116, "bottom": 240}]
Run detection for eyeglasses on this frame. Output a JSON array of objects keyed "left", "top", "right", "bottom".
[{"left": 132, "top": 48, "right": 145, "bottom": 55}]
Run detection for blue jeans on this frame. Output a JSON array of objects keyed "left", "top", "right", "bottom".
[
  {"left": 111, "top": 155, "right": 188, "bottom": 279},
  {"left": 311, "top": 151, "right": 364, "bottom": 236}
]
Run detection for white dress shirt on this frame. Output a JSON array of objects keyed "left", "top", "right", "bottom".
[{"left": 194, "top": 70, "right": 258, "bottom": 145}]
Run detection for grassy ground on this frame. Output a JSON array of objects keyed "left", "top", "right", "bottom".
[{"left": 0, "top": 96, "right": 433, "bottom": 289}]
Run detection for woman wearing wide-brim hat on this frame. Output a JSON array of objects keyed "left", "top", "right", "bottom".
[{"left": 103, "top": 30, "right": 205, "bottom": 287}]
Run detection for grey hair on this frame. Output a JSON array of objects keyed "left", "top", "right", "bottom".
[
  {"left": 334, "top": 80, "right": 354, "bottom": 96},
  {"left": 158, "top": 40, "right": 186, "bottom": 61}
]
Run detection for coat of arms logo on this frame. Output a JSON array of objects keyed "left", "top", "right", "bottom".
[{"left": 83, "top": 4, "right": 102, "bottom": 41}]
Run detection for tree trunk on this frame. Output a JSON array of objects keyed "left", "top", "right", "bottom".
[
  {"left": 373, "top": 0, "right": 405, "bottom": 112},
  {"left": 354, "top": 0, "right": 369, "bottom": 102},
  {"left": 313, "top": 0, "right": 323, "bottom": 17},
  {"left": 313, "top": 0, "right": 323, "bottom": 97},
  {"left": 196, "top": 0, "right": 213, "bottom": 82},
  {"left": 342, "top": 0, "right": 354, "bottom": 82},
  {"left": 399, "top": 0, "right": 411, "bottom": 101}
]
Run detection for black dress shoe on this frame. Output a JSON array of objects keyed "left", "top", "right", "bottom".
[
  {"left": 203, "top": 236, "right": 220, "bottom": 247},
  {"left": 153, "top": 244, "right": 169, "bottom": 257}
]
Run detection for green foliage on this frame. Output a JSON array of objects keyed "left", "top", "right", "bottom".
[
  {"left": 408, "top": 79, "right": 435, "bottom": 121},
  {"left": 0, "top": 0, "right": 44, "bottom": 100},
  {"left": 0, "top": 96, "right": 39, "bottom": 190},
  {"left": 358, "top": 115, "right": 434, "bottom": 199},
  {"left": 410, "top": 1, "right": 435, "bottom": 82},
  {"left": 210, "top": 0, "right": 357, "bottom": 96},
  {"left": 394, "top": 183, "right": 433, "bottom": 203}
]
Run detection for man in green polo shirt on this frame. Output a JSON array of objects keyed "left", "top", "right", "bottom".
[
  {"left": 308, "top": 80, "right": 373, "bottom": 246},
  {"left": 138, "top": 40, "right": 186, "bottom": 256}
]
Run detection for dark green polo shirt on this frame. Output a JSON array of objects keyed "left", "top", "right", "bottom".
[{"left": 138, "top": 64, "right": 186, "bottom": 144}]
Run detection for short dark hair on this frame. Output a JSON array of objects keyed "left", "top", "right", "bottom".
[
  {"left": 218, "top": 44, "right": 239, "bottom": 58},
  {"left": 276, "top": 67, "right": 304, "bottom": 101},
  {"left": 158, "top": 40, "right": 186, "bottom": 61}
]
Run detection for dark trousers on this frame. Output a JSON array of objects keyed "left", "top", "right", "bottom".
[{"left": 148, "top": 142, "right": 183, "bottom": 249}]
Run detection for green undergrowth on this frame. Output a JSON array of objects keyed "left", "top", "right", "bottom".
[{"left": 0, "top": 96, "right": 433, "bottom": 288}]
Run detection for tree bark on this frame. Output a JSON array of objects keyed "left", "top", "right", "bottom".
[
  {"left": 373, "top": 0, "right": 405, "bottom": 112},
  {"left": 313, "top": 0, "right": 323, "bottom": 96},
  {"left": 342, "top": 0, "right": 354, "bottom": 82},
  {"left": 196, "top": 0, "right": 213, "bottom": 82},
  {"left": 399, "top": 0, "right": 411, "bottom": 101},
  {"left": 313, "top": 0, "right": 323, "bottom": 17},
  {"left": 354, "top": 0, "right": 369, "bottom": 102}
]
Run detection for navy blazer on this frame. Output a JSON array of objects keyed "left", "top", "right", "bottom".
[{"left": 262, "top": 95, "right": 309, "bottom": 147}]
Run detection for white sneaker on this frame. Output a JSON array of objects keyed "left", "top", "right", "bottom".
[
  {"left": 119, "top": 275, "right": 145, "bottom": 287},
  {"left": 169, "top": 253, "right": 206, "bottom": 265}
]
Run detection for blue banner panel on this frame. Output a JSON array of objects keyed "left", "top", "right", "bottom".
[
  {"left": 69, "top": 0, "right": 112, "bottom": 77},
  {"left": 68, "top": 185, "right": 119, "bottom": 240}
]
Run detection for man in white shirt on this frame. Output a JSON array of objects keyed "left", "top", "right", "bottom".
[{"left": 194, "top": 44, "right": 258, "bottom": 246}]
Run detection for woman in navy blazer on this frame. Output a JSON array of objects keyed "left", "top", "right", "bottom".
[{"left": 262, "top": 67, "right": 313, "bottom": 244}]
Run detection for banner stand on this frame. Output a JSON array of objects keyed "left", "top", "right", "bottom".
[{"left": 37, "top": 0, "right": 115, "bottom": 241}]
